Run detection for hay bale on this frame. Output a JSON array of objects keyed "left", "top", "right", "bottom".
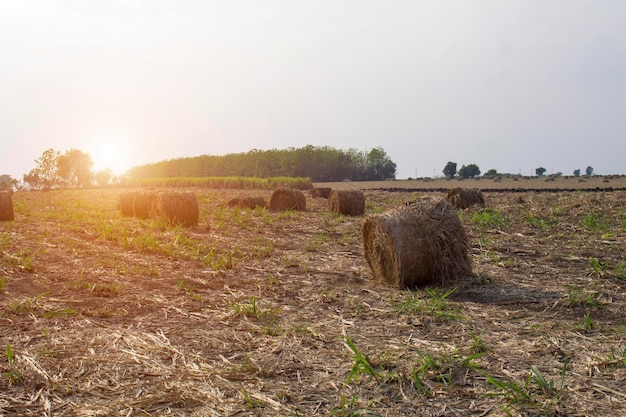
[
  {"left": 446, "top": 188, "right": 485, "bottom": 209},
  {"left": 328, "top": 190, "right": 365, "bottom": 216},
  {"left": 133, "top": 190, "right": 158, "bottom": 219},
  {"left": 269, "top": 188, "right": 306, "bottom": 212},
  {"left": 0, "top": 190, "right": 14, "bottom": 221},
  {"left": 154, "top": 191, "right": 200, "bottom": 226},
  {"left": 310, "top": 187, "right": 332, "bottom": 199},
  {"left": 227, "top": 196, "right": 267, "bottom": 209},
  {"left": 118, "top": 191, "right": 137, "bottom": 216},
  {"left": 362, "top": 200, "right": 471, "bottom": 289}
]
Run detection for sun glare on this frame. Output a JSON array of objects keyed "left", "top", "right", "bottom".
[{"left": 89, "top": 132, "right": 131, "bottom": 176}]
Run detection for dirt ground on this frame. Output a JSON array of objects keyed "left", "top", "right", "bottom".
[{"left": 0, "top": 183, "right": 624, "bottom": 416}]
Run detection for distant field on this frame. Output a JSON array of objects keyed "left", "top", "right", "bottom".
[{"left": 316, "top": 175, "right": 626, "bottom": 191}]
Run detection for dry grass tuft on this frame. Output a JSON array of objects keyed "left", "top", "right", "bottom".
[
  {"left": 328, "top": 190, "right": 365, "bottom": 216},
  {"left": 269, "top": 187, "right": 306, "bottom": 212},
  {"left": 446, "top": 187, "right": 485, "bottom": 209},
  {"left": 362, "top": 200, "right": 471, "bottom": 288}
]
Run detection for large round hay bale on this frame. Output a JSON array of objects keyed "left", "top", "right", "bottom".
[
  {"left": 133, "top": 190, "right": 158, "bottom": 219},
  {"left": 0, "top": 191, "right": 14, "bottom": 221},
  {"left": 328, "top": 190, "right": 365, "bottom": 216},
  {"left": 311, "top": 187, "right": 332, "bottom": 199},
  {"left": 362, "top": 200, "right": 471, "bottom": 289},
  {"left": 154, "top": 191, "right": 200, "bottom": 227},
  {"left": 227, "top": 196, "right": 267, "bottom": 209},
  {"left": 446, "top": 188, "right": 485, "bottom": 209},
  {"left": 117, "top": 191, "right": 137, "bottom": 216},
  {"left": 269, "top": 188, "right": 306, "bottom": 212}
]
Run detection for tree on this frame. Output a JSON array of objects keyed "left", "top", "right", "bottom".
[
  {"left": 585, "top": 166, "right": 594, "bottom": 176},
  {"left": 443, "top": 161, "right": 457, "bottom": 179},
  {"left": 364, "top": 147, "right": 397, "bottom": 180},
  {"left": 458, "top": 164, "right": 481, "bottom": 179},
  {"left": 573, "top": 169, "right": 581, "bottom": 177},
  {"left": 57, "top": 149, "right": 94, "bottom": 188},
  {"left": 483, "top": 169, "right": 498, "bottom": 178},
  {"left": 23, "top": 148, "right": 61, "bottom": 190},
  {"left": 535, "top": 167, "right": 547, "bottom": 177},
  {"left": 94, "top": 169, "right": 114, "bottom": 187}
]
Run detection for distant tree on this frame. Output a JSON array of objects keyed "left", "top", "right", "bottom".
[
  {"left": 585, "top": 166, "right": 594, "bottom": 176},
  {"left": 57, "top": 149, "right": 94, "bottom": 188},
  {"left": 23, "top": 148, "right": 61, "bottom": 190},
  {"left": 443, "top": 161, "right": 457, "bottom": 179},
  {"left": 458, "top": 164, "right": 481, "bottom": 179},
  {"left": 364, "top": 147, "right": 397, "bottom": 180},
  {"left": 535, "top": 167, "right": 547, "bottom": 177},
  {"left": 484, "top": 169, "right": 498, "bottom": 178},
  {"left": 94, "top": 169, "right": 114, "bottom": 187},
  {"left": 573, "top": 169, "right": 581, "bottom": 177}
]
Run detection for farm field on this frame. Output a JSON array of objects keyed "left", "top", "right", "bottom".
[{"left": 0, "top": 184, "right": 624, "bottom": 416}]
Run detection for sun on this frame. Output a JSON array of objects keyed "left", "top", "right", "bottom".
[{"left": 88, "top": 132, "right": 132, "bottom": 176}]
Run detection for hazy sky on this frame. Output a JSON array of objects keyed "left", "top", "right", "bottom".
[{"left": 2, "top": 0, "right": 625, "bottom": 180}]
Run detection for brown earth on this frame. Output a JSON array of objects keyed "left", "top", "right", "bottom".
[{"left": 0, "top": 184, "right": 624, "bottom": 416}]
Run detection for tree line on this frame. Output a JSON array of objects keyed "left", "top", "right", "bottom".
[
  {"left": 442, "top": 161, "right": 596, "bottom": 179},
  {"left": 16, "top": 145, "right": 397, "bottom": 190},
  {"left": 127, "top": 145, "right": 397, "bottom": 182}
]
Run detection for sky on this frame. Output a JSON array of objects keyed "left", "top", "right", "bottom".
[{"left": 1, "top": 0, "right": 625, "bottom": 180}]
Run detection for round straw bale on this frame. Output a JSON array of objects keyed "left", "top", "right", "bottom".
[
  {"left": 154, "top": 191, "right": 200, "bottom": 226},
  {"left": 328, "top": 190, "right": 365, "bottom": 216},
  {"left": 0, "top": 190, "right": 14, "bottom": 221},
  {"left": 117, "top": 191, "right": 137, "bottom": 216},
  {"left": 133, "top": 190, "right": 158, "bottom": 219},
  {"left": 227, "top": 196, "right": 267, "bottom": 209},
  {"left": 269, "top": 187, "right": 306, "bottom": 212},
  {"left": 311, "top": 187, "right": 332, "bottom": 199},
  {"left": 446, "top": 188, "right": 485, "bottom": 209},
  {"left": 362, "top": 200, "right": 471, "bottom": 289}
]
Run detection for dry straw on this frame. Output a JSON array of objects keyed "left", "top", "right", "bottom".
[
  {"left": 133, "top": 190, "right": 159, "bottom": 219},
  {"left": 328, "top": 190, "right": 365, "bottom": 216},
  {"left": 117, "top": 191, "right": 137, "bottom": 216},
  {"left": 0, "top": 190, "right": 14, "bottom": 221},
  {"left": 310, "top": 187, "right": 332, "bottom": 199},
  {"left": 269, "top": 187, "right": 306, "bottom": 212},
  {"left": 154, "top": 191, "right": 200, "bottom": 227},
  {"left": 446, "top": 188, "right": 485, "bottom": 209},
  {"left": 227, "top": 196, "right": 267, "bottom": 209},
  {"left": 362, "top": 200, "right": 471, "bottom": 289}
]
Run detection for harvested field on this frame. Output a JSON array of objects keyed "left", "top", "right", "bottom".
[{"left": 1, "top": 185, "right": 624, "bottom": 416}]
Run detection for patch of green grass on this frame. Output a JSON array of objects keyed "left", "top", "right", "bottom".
[
  {"left": 230, "top": 296, "right": 280, "bottom": 325},
  {"left": 565, "top": 286, "right": 604, "bottom": 308},
  {"left": 344, "top": 336, "right": 380, "bottom": 383},
  {"left": 484, "top": 359, "right": 568, "bottom": 415},
  {"left": 326, "top": 395, "right": 381, "bottom": 417},
  {"left": 471, "top": 209, "right": 508, "bottom": 229},
  {"left": 524, "top": 212, "right": 547, "bottom": 230},
  {"left": 2, "top": 343, "right": 23, "bottom": 385},
  {"left": 0, "top": 276, "right": 5, "bottom": 291},
  {"left": 7, "top": 294, "right": 46, "bottom": 315},
  {"left": 578, "top": 312, "right": 595, "bottom": 331},
  {"left": 390, "top": 287, "right": 462, "bottom": 320},
  {"left": 592, "top": 346, "right": 626, "bottom": 368},
  {"left": 581, "top": 213, "right": 610, "bottom": 231}
]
